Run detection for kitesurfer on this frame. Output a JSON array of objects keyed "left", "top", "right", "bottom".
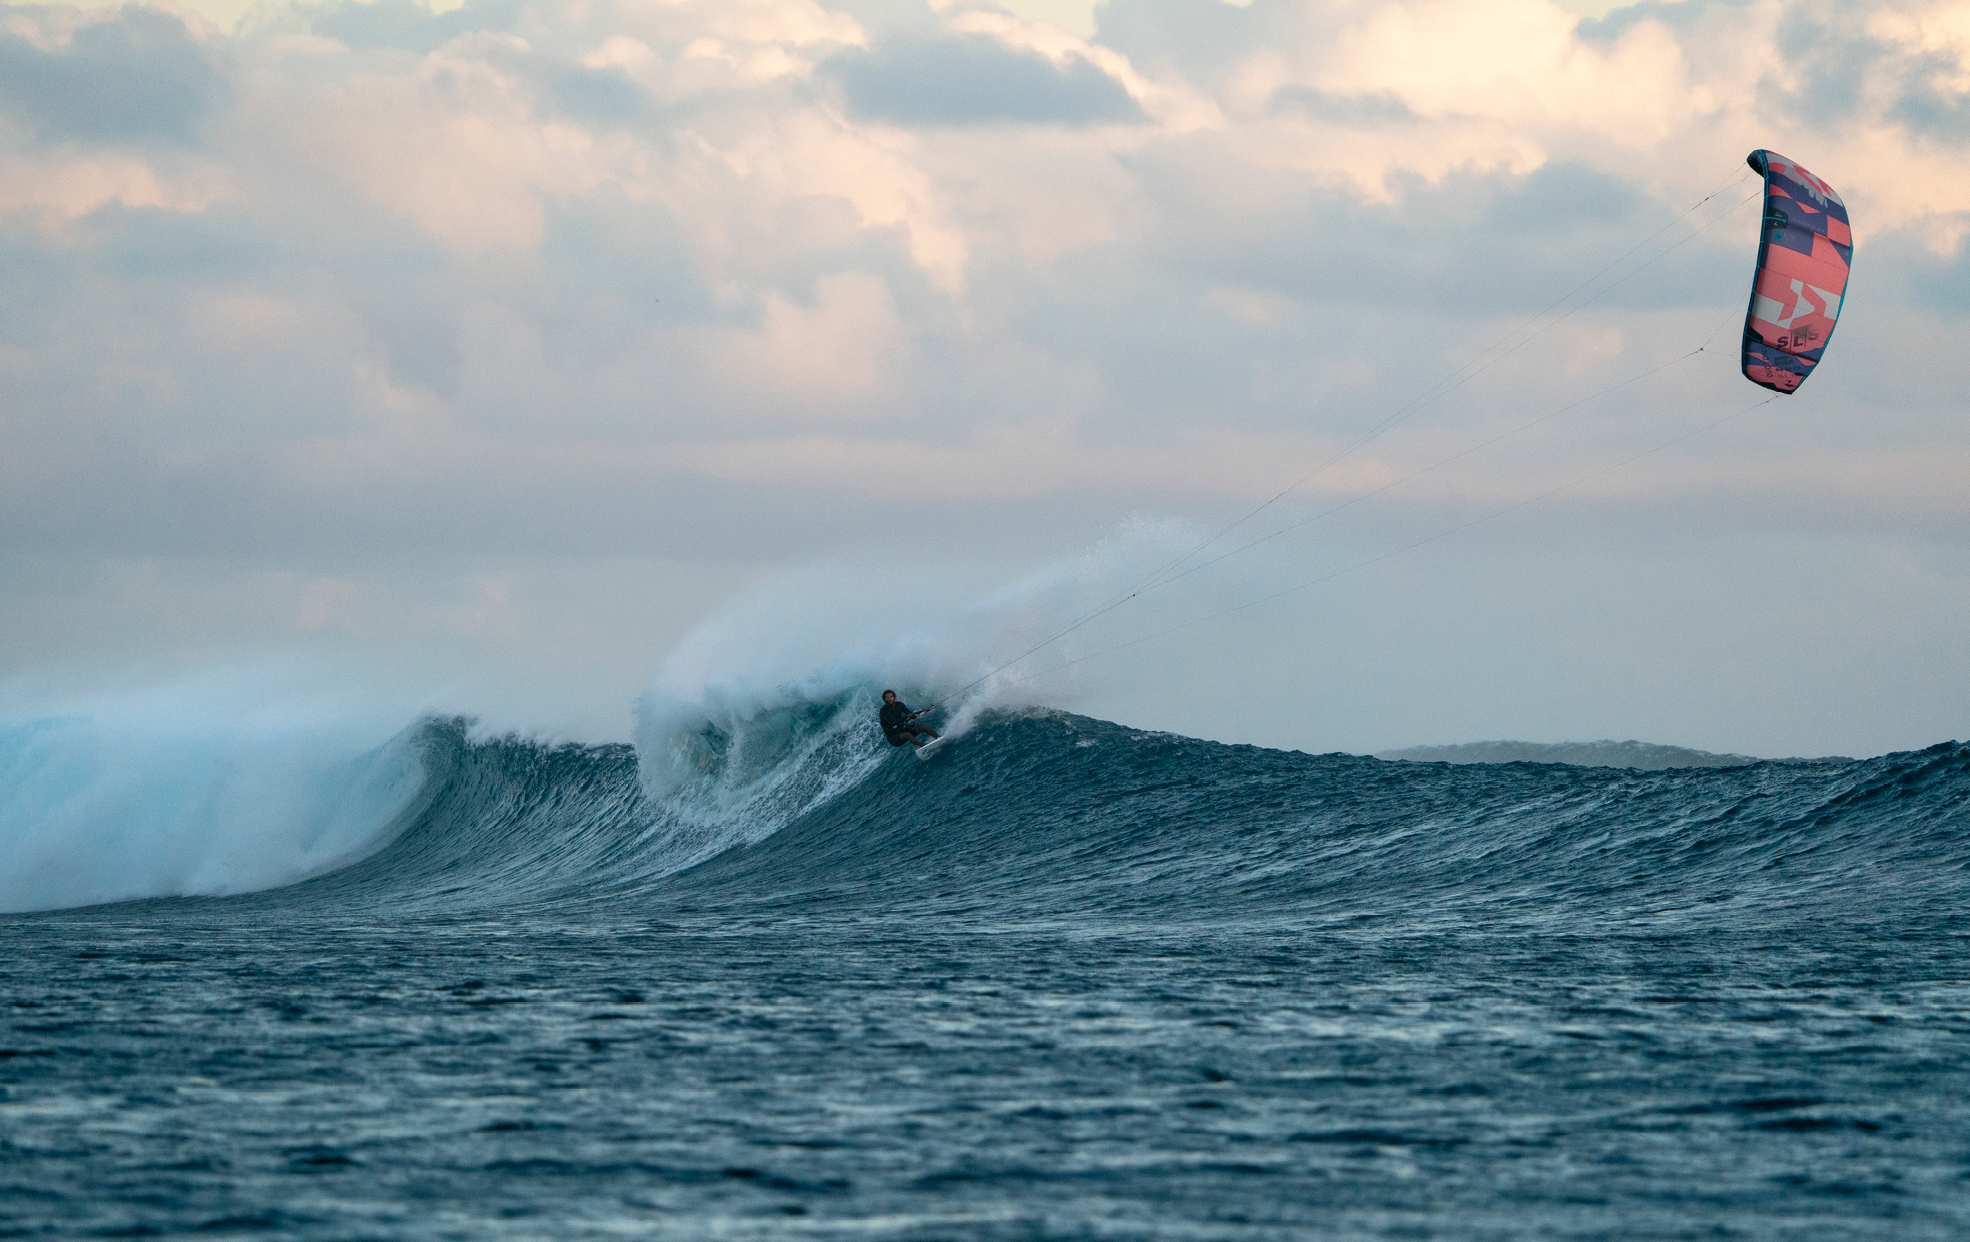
[{"left": 879, "top": 690, "right": 940, "bottom": 748}]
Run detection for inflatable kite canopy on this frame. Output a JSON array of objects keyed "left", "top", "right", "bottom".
[{"left": 1742, "top": 150, "right": 1850, "bottom": 394}]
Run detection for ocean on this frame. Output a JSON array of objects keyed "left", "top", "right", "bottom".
[{"left": 3, "top": 698, "right": 1968, "bottom": 1239}]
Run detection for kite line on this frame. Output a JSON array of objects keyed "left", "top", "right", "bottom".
[
  {"left": 1001, "top": 391, "right": 1783, "bottom": 691},
  {"left": 929, "top": 164, "right": 1764, "bottom": 709}
]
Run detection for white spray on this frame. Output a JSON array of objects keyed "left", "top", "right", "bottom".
[
  {"left": 630, "top": 521, "right": 1216, "bottom": 829},
  {"left": 0, "top": 670, "right": 428, "bottom": 914}
]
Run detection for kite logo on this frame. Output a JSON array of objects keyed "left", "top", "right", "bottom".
[
  {"left": 1809, "top": 284, "right": 1842, "bottom": 322},
  {"left": 1769, "top": 278, "right": 1840, "bottom": 330}
]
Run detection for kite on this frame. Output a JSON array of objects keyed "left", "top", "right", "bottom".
[{"left": 1741, "top": 150, "right": 1851, "bottom": 394}]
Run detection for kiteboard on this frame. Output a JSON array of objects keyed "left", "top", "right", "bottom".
[{"left": 914, "top": 734, "right": 952, "bottom": 761}]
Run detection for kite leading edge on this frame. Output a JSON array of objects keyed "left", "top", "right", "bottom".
[{"left": 1741, "top": 149, "right": 1851, "bottom": 394}]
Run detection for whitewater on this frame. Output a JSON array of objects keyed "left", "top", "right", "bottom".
[{"left": 4, "top": 548, "right": 1968, "bottom": 1238}]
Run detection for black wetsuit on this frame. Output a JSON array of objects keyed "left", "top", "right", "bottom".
[{"left": 880, "top": 700, "right": 924, "bottom": 747}]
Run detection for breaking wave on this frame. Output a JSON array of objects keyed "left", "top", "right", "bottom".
[
  {"left": 4, "top": 532, "right": 1965, "bottom": 929},
  {"left": 8, "top": 692, "right": 1965, "bottom": 937}
]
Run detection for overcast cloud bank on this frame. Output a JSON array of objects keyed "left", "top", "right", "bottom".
[{"left": 1, "top": 0, "right": 1965, "bottom": 755}]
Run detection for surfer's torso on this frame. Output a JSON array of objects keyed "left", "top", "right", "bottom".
[{"left": 880, "top": 699, "right": 917, "bottom": 743}]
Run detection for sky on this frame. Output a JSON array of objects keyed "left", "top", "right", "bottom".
[{"left": 0, "top": 0, "right": 1965, "bottom": 759}]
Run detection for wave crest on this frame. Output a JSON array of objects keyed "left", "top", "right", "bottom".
[{"left": 0, "top": 704, "right": 427, "bottom": 914}]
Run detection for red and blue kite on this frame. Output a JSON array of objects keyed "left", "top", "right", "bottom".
[{"left": 1741, "top": 150, "right": 1850, "bottom": 394}]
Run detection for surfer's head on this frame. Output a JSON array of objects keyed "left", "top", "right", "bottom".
[{"left": 881, "top": 690, "right": 897, "bottom": 702}]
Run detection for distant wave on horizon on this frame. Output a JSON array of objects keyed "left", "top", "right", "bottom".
[{"left": 1371, "top": 738, "right": 1824, "bottom": 769}]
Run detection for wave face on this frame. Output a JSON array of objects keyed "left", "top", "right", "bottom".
[
  {"left": 0, "top": 707, "right": 426, "bottom": 914},
  {"left": 130, "top": 698, "right": 1967, "bottom": 935}
]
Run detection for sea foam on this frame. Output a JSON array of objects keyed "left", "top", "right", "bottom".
[
  {"left": 631, "top": 522, "right": 1219, "bottom": 799},
  {"left": 0, "top": 678, "right": 427, "bottom": 914}
]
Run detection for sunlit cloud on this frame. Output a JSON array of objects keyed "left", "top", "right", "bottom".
[{"left": 1, "top": 0, "right": 1966, "bottom": 749}]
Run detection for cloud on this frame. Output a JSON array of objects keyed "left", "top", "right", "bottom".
[
  {"left": 1267, "top": 85, "right": 1421, "bottom": 127},
  {"left": 0, "top": 8, "right": 226, "bottom": 146},
  {"left": 1, "top": 0, "right": 1968, "bottom": 751},
  {"left": 823, "top": 29, "right": 1145, "bottom": 126},
  {"left": 83, "top": 201, "right": 273, "bottom": 282},
  {"left": 306, "top": 0, "right": 525, "bottom": 54},
  {"left": 1576, "top": 0, "right": 1750, "bottom": 42}
]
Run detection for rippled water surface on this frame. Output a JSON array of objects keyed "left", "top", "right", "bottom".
[{"left": 4, "top": 710, "right": 1968, "bottom": 1238}]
